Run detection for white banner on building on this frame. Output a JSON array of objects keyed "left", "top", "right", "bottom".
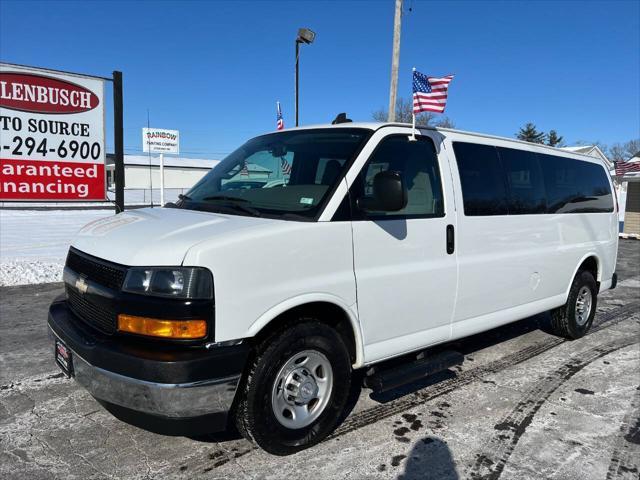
[{"left": 142, "top": 128, "right": 179, "bottom": 154}]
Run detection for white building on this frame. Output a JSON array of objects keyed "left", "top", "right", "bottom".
[{"left": 106, "top": 155, "right": 219, "bottom": 190}]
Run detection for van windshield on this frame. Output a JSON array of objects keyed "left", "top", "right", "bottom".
[{"left": 178, "top": 128, "right": 371, "bottom": 220}]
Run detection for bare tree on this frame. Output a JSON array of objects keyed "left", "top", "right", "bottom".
[
  {"left": 609, "top": 139, "right": 640, "bottom": 162},
  {"left": 372, "top": 97, "right": 436, "bottom": 125},
  {"left": 435, "top": 116, "right": 455, "bottom": 129}
]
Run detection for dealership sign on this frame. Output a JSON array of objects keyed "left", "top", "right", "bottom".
[
  {"left": 0, "top": 63, "right": 106, "bottom": 201},
  {"left": 142, "top": 128, "right": 179, "bottom": 154}
]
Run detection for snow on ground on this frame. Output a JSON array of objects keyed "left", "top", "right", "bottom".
[{"left": 0, "top": 209, "right": 113, "bottom": 286}]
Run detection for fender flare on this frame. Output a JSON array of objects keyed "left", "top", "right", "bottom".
[
  {"left": 247, "top": 293, "right": 365, "bottom": 369},
  {"left": 564, "top": 252, "right": 601, "bottom": 300}
]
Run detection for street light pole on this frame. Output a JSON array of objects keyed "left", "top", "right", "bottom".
[
  {"left": 294, "top": 28, "right": 316, "bottom": 127},
  {"left": 295, "top": 39, "right": 300, "bottom": 127}
]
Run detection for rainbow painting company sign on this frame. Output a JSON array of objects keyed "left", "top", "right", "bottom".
[{"left": 0, "top": 63, "right": 106, "bottom": 201}]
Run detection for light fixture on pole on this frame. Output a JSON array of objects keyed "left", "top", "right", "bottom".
[{"left": 295, "top": 27, "right": 316, "bottom": 127}]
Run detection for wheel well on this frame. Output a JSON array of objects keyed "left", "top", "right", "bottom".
[
  {"left": 251, "top": 302, "right": 357, "bottom": 364},
  {"left": 578, "top": 256, "right": 601, "bottom": 291},
  {"left": 579, "top": 256, "right": 599, "bottom": 281}
]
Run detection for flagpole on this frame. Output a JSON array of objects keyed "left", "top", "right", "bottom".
[{"left": 411, "top": 67, "right": 417, "bottom": 141}]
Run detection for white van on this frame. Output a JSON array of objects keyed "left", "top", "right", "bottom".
[{"left": 48, "top": 122, "right": 618, "bottom": 455}]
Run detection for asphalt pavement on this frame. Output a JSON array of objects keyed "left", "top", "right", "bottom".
[{"left": 1, "top": 240, "right": 639, "bottom": 479}]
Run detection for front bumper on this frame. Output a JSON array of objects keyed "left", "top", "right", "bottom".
[{"left": 48, "top": 296, "right": 249, "bottom": 424}]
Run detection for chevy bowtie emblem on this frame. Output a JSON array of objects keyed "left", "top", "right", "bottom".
[{"left": 75, "top": 277, "right": 88, "bottom": 294}]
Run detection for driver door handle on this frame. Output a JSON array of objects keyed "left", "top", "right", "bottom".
[{"left": 446, "top": 224, "right": 455, "bottom": 254}]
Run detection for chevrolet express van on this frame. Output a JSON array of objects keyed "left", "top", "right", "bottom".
[{"left": 48, "top": 122, "right": 618, "bottom": 455}]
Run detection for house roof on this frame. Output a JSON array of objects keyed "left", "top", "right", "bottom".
[{"left": 561, "top": 145, "right": 611, "bottom": 168}]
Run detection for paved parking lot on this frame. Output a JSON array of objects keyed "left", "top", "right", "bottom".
[{"left": 1, "top": 240, "right": 639, "bottom": 480}]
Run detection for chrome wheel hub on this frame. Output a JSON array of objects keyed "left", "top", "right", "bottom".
[
  {"left": 271, "top": 350, "right": 333, "bottom": 429},
  {"left": 575, "top": 286, "right": 593, "bottom": 326}
]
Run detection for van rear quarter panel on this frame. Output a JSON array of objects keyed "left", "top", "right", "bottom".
[{"left": 442, "top": 132, "right": 617, "bottom": 328}]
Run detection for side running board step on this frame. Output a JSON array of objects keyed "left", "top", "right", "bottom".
[{"left": 363, "top": 350, "right": 464, "bottom": 392}]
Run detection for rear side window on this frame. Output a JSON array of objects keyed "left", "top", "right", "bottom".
[
  {"left": 538, "top": 154, "right": 613, "bottom": 213},
  {"left": 452, "top": 142, "right": 508, "bottom": 215},
  {"left": 453, "top": 142, "right": 613, "bottom": 216},
  {"left": 497, "top": 147, "right": 547, "bottom": 214}
]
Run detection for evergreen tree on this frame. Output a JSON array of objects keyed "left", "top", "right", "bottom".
[
  {"left": 546, "top": 130, "right": 564, "bottom": 147},
  {"left": 516, "top": 123, "right": 546, "bottom": 144}
]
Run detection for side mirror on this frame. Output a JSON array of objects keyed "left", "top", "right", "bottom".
[{"left": 357, "top": 171, "right": 408, "bottom": 212}]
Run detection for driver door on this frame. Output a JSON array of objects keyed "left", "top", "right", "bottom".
[{"left": 349, "top": 130, "right": 458, "bottom": 364}]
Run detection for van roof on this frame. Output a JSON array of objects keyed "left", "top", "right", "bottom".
[{"left": 287, "top": 122, "right": 603, "bottom": 162}]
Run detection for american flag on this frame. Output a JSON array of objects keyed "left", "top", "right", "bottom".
[
  {"left": 276, "top": 101, "right": 284, "bottom": 130},
  {"left": 240, "top": 161, "right": 249, "bottom": 176},
  {"left": 413, "top": 70, "right": 454, "bottom": 114},
  {"left": 281, "top": 157, "right": 292, "bottom": 175},
  {"left": 615, "top": 161, "right": 640, "bottom": 176}
]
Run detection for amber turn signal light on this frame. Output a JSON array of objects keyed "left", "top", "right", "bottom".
[{"left": 117, "top": 314, "right": 207, "bottom": 339}]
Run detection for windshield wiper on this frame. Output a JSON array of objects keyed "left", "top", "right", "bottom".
[
  {"left": 202, "top": 195, "right": 250, "bottom": 202},
  {"left": 178, "top": 193, "right": 192, "bottom": 201},
  {"left": 200, "top": 195, "right": 261, "bottom": 217}
]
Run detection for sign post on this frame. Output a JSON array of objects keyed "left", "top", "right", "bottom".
[
  {"left": 113, "top": 71, "right": 124, "bottom": 213},
  {"left": 142, "top": 127, "right": 179, "bottom": 206},
  {"left": 0, "top": 63, "right": 107, "bottom": 202}
]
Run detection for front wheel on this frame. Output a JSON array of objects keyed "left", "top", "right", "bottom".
[
  {"left": 550, "top": 270, "right": 598, "bottom": 339},
  {"left": 234, "top": 321, "right": 352, "bottom": 455}
]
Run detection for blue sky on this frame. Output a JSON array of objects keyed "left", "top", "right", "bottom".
[{"left": 1, "top": 0, "right": 638, "bottom": 159}]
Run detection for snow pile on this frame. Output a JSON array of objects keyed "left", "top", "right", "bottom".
[
  {"left": 0, "top": 260, "right": 64, "bottom": 286},
  {"left": 0, "top": 209, "right": 113, "bottom": 286}
]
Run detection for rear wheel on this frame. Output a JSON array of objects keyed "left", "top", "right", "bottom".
[
  {"left": 234, "top": 321, "right": 352, "bottom": 455},
  {"left": 550, "top": 270, "right": 598, "bottom": 339}
]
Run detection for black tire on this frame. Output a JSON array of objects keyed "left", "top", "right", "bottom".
[
  {"left": 234, "top": 321, "right": 352, "bottom": 455},
  {"left": 550, "top": 270, "right": 598, "bottom": 339}
]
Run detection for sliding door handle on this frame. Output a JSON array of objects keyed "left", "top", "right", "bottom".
[{"left": 446, "top": 224, "right": 455, "bottom": 254}]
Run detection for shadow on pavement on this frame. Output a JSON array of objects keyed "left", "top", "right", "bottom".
[{"left": 398, "top": 435, "right": 459, "bottom": 480}]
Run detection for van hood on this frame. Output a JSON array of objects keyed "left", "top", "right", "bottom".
[{"left": 72, "top": 207, "right": 274, "bottom": 266}]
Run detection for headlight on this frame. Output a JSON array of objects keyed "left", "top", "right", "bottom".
[{"left": 123, "top": 267, "right": 213, "bottom": 299}]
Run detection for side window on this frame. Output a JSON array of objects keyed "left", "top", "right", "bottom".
[
  {"left": 452, "top": 142, "right": 508, "bottom": 216},
  {"left": 353, "top": 135, "right": 444, "bottom": 218},
  {"left": 497, "top": 147, "right": 547, "bottom": 214},
  {"left": 539, "top": 154, "right": 613, "bottom": 213}
]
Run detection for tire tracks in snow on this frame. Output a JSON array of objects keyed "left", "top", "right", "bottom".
[
  {"left": 465, "top": 336, "right": 639, "bottom": 480},
  {"left": 194, "top": 301, "right": 639, "bottom": 473},
  {"left": 331, "top": 301, "right": 639, "bottom": 438},
  {"left": 606, "top": 384, "right": 640, "bottom": 480}
]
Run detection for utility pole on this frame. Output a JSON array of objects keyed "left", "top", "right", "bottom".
[{"left": 387, "top": 0, "right": 403, "bottom": 122}]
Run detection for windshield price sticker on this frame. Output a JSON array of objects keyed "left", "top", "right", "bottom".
[{"left": 0, "top": 63, "right": 106, "bottom": 201}]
